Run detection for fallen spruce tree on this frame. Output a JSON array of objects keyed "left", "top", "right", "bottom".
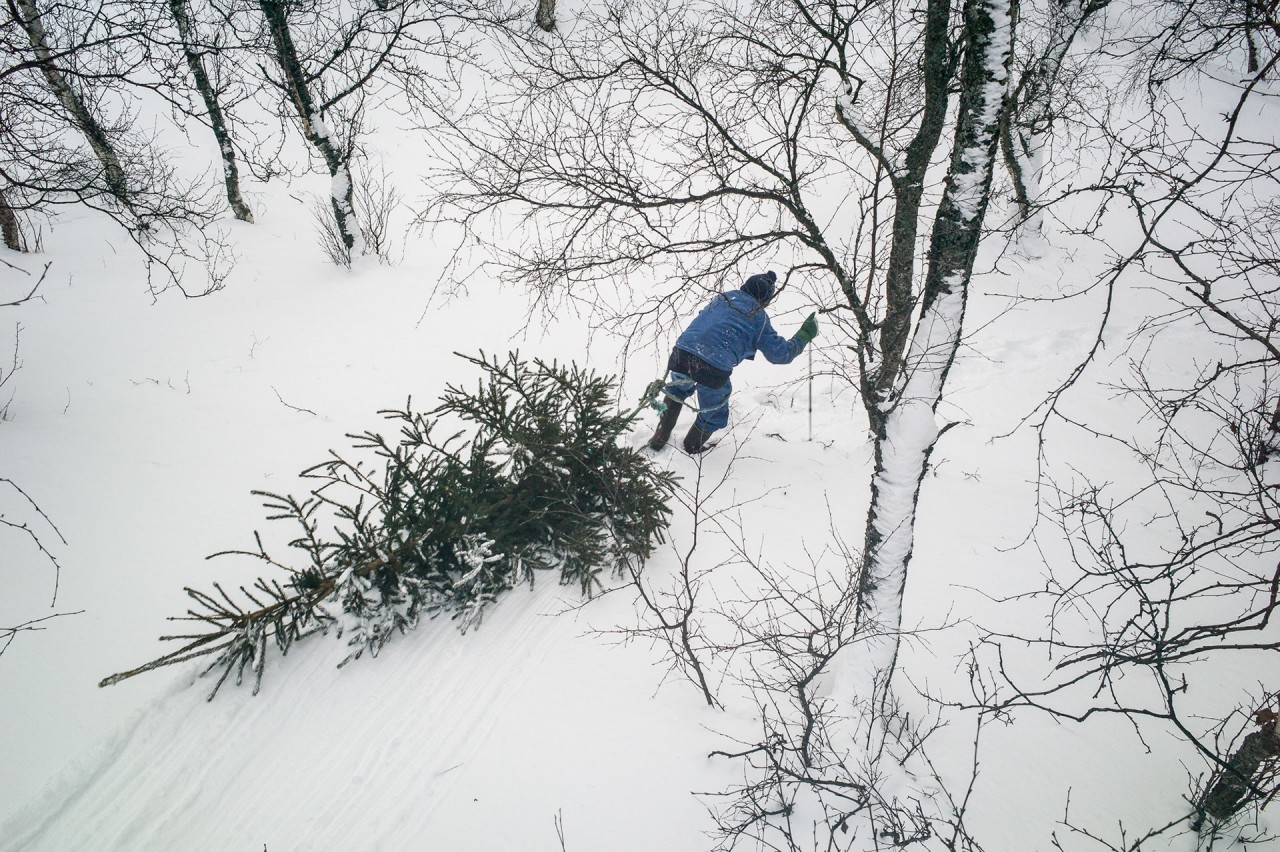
[{"left": 101, "top": 352, "right": 675, "bottom": 699}]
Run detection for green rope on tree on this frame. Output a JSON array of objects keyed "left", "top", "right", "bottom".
[
  {"left": 633, "top": 376, "right": 724, "bottom": 418},
  {"left": 639, "top": 378, "right": 667, "bottom": 412}
]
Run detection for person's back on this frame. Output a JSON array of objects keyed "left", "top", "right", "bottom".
[
  {"left": 649, "top": 271, "right": 819, "bottom": 454},
  {"left": 675, "top": 290, "right": 775, "bottom": 373}
]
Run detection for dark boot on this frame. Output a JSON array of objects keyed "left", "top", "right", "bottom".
[
  {"left": 648, "top": 400, "right": 684, "bottom": 450},
  {"left": 683, "top": 424, "right": 713, "bottom": 454}
]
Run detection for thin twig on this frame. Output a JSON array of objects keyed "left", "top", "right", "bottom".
[{"left": 272, "top": 386, "right": 318, "bottom": 417}]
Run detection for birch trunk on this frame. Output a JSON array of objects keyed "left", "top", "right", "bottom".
[
  {"left": 1197, "top": 721, "right": 1280, "bottom": 823},
  {"left": 258, "top": 0, "right": 360, "bottom": 251},
  {"left": 535, "top": 0, "right": 555, "bottom": 32},
  {"left": 13, "top": 0, "right": 130, "bottom": 205},
  {"left": 0, "top": 190, "right": 23, "bottom": 251},
  {"left": 836, "top": 0, "right": 1019, "bottom": 704},
  {"left": 168, "top": 0, "right": 254, "bottom": 223},
  {"left": 1001, "top": 0, "right": 1104, "bottom": 230},
  {"left": 870, "top": 0, "right": 954, "bottom": 419}
]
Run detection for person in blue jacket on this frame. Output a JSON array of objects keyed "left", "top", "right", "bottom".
[{"left": 649, "top": 270, "right": 818, "bottom": 454}]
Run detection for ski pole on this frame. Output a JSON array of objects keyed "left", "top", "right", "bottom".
[{"left": 808, "top": 342, "right": 813, "bottom": 442}]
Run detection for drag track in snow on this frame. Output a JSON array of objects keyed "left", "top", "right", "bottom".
[{"left": 3, "top": 578, "right": 722, "bottom": 852}]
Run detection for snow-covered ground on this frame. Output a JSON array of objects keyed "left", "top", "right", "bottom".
[
  {"left": 0, "top": 198, "right": 1215, "bottom": 851},
  {"left": 3, "top": 29, "right": 1277, "bottom": 852}
]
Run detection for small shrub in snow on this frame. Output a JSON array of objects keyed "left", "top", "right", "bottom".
[
  {"left": 353, "top": 160, "right": 402, "bottom": 265},
  {"left": 101, "top": 352, "right": 675, "bottom": 698},
  {"left": 310, "top": 161, "right": 402, "bottom": 267},
  {"left": 310, "top": 193, "right": 355, "bottom": 268}
]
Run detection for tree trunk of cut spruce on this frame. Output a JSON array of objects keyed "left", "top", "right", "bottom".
[
  {"left": 0, "top": 190, "right": 23, "bottom": 251},
  {"left": 837, "top": 0, "right": 1018, "bottom": 705},
  {"left": 168, "top": 0, "right": 254, "bottom": 223},
  {"left": 1197, "top": 723, "right": 1280, "bottom": 824},
  {"left": 535, "top": 0, "right": 555, "bottom": 32},
  {"left": 869, "top": 0, "right": 954, "bottom": 421},
  {"left": 13, "top": 0, "right": 131, "bottom": 206},
  {"left": 258, "top": 0, "right": 360, "bottom": 251}
]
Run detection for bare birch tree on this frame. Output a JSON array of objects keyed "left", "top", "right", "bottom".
[
  {"left": 166, "top": 0, "right": 254, "bottom": 222},
  {"left": 254, "top": 0, "right": 505, "bottom": 262},
  {"left": 8, "top": 0, "right": 132, "bottom": 206},
  {"left": 998, "top": 0, "right": 1108, "bottom": 228},
  {"left": 427, "top": 0, "right": 1018, "bottom": 704},
  {"left": 967, "top": 0, "right": 1280, "bottom": 842},
  {"left": 2, "top": 0, "right": 227, "bottom": 292},
  {"left": 846, "top": 0, "right": 1017, "bottom": 699},
  {"left": 257, "top": 0, "right": 363, "bottom": 253}
]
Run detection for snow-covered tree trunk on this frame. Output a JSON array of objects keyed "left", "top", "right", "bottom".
[
  {"left": 836, "top": 0, "right": 1018, "bottom": 704},
  {"left": 535, "top": 0, "right": 555, "bottom": 32},
  {"left": 870, "top": 0, "right": 955, "bottom": 409},
  {"left": 13, "top": 0, "right": 131, "bottom": 205},
  {"left": 258, "top": 0, "right": 362, "bottom": 253},
  {"left": 168, "top": 0, "right": 254, "bottom": 223},
  {"left": 1196, "top": 712, "right": 1280, "bottom": 826}
]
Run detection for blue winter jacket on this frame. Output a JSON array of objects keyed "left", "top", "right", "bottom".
[{"left": 674, "top": 290, "right": 805, "bottom": 373}]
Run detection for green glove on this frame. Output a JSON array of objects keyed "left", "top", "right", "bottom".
[{"left": 795, "top": 312, "right": 819, "bottom": 344}]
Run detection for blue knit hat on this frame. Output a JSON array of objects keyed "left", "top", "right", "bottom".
[{"left": 742, "top": 270, "right": 777, "bottom": 305}]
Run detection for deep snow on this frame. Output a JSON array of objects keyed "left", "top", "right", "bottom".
[
  {"left": 3, "top": 46, "right": 1278, "bottom": 852},
  {"left": 2, "top": 191, "right": 1239, "bottom": 851}
]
